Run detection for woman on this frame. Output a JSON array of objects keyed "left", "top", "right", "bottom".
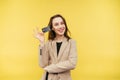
[{"left": 34, "top": 14, "right": 77, "bottom": 80}]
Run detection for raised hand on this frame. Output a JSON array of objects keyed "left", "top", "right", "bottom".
[{"left": 33, "top": 27, "right": 45, "bottom": 44}]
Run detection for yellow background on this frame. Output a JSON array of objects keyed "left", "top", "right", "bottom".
[{"left": 0, "top": 0, "right": 120, "bottom": 80}]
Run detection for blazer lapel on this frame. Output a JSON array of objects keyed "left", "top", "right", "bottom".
[
  {"left": 58, "top": 38, "right": 68, "bottom": 61},
  {"left": 51, "top": 40, "right": 57, "bottom": 60},
  {"left": 51, "top": 38, "right": 69, "bottom": 61}
]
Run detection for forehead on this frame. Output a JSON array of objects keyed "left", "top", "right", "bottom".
[{"left": 52, "top": 17, "right": 63, "bottom": 23}]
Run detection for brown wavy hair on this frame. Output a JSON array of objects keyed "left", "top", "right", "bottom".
[{"left": 48, "top": 14, "right": 71, "bottom": 40}]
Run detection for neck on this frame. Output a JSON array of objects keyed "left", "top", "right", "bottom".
[{"left": 55, "top": 35, "right": 65, "bottom": 42}]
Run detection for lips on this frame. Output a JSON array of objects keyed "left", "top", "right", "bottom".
[{"left": 58, "top": 28, "right": 65, "bottom": 33}]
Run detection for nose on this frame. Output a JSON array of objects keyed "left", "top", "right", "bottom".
[{"left": 59, "top": 24, "right": 64, "bottom": 28}]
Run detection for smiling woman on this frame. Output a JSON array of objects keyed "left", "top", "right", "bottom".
[
  {"left": 34, "top": 14, "right": 78, "bottom": 80},
  {"left": 0, "top": 0, "right": 120, "bottom": 80},
  {"left": 48, "top": 14, "right": 71, "bottom": 41}
]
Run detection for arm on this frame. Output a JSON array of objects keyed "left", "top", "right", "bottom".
[
  {"left": 38, "top": 42, "right": 49, "bottom": 68},
  {"left": 33, "top": 28, "right": 49, "bottom": 68},
  {"left": 44, "top": 40, "right": 77, "bottom": 73}
]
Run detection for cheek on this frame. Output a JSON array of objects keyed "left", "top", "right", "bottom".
[
  {"left": 64, "top": 26, "right": 66, "bottom": 29},
  {"left": 53, "top": 25, "right": 60, "bottom": 30},
  {"left": 52, "top": 27, "right": 57, "bottom": 31},
  {"left": 52, "top": 28, "right": 59, "bottom": 33},
  {"left": 62, "top": 25, "right": 66, "bottom": 29},
  {"left": 63, "top": 26, "right": 66, "bottom": 31}
]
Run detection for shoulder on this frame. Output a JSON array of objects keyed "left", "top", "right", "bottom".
[
  {"left": 69, "top": 39, "right": 76, "bottom": 43},
  {"left": 68, "top": 39, "right": 77, "bottom": 48},
  {"left": 44, "top": 40, "right": 53, "bottom": 45},
  {"left": 45, "top": 40, "right": 51, "bottom": 44}
]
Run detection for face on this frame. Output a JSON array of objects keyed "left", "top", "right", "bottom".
[{"left": 52, "top": 17, "right": 66, "bottom": 36}]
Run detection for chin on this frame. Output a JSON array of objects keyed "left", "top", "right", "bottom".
[{"left": 57, "top": 33, "right": 64, "bottom": 36}]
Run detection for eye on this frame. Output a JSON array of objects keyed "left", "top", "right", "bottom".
[
  {"left": 54, "top": 23, "right": 59, "bottom": 26},
  {"left": 61, "top": 22, "right": 64, "bottom": 25}
]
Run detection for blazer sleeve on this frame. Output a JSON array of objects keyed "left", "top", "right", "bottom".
[
  {"left": 38, "top": 42, "right": 49, "bottom": 68},
  {"left": 44, "top": 39, "right": 77, "bottom": 73}
]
